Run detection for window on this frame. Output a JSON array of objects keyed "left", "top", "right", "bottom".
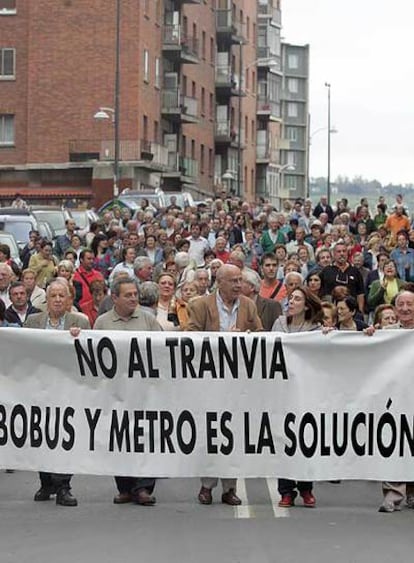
[
  {"left": 0, "top": 0, "right": 16, "bottom": 14},
  {"left": 210, "top": 37, "right": 215, "bottom": 64},
  {"left": 0, "top": 48, "right": 15, "bottom": 78},
  {"left": 191, "top": 139, "right": 195, "bottom": 160},
  {"left": 202, "top": 31, "right": 206, "bottom": 60},
  {"left": 155, "top": 57, "right": 160, "bottom": 88},
  {"left": 143, "top": 50, "right": 149, "bottom": 82},
  {"left": 287, "top": 151, "right": 296, "bottom": 165},
  {"left": 286, "top": 127, "right": 298, "bottom": 142},
  {"left": 0, "top": 114, "right": 14, "bottom": 145},
  {"left": 288, "top": 54, "right": 299, "bottom": 69},
  {"left": 200, "top": 144, "right": 205, "bottom": 173},
  {"left": 201, "top": 87, "right": 205, "bottom": 115},
  {"left": 287, "top": 102, "right": 298, "bottom": 117},
  {"left": 288, "top": 78, "right": 299, "bottom": 93},
  {"left": 143, "top": 115, "right": 148, "bottom": 141},
  {"left": 209, "top": 148, "right": 213, "bottom": 176},
  {"left": 209, "top": 93, "right": 214, "bottom": 118}
]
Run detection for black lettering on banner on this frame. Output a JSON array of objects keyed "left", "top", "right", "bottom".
[
  {"left": 0, "top": 405, "right": 7, "bottom": 445},
  {"left": 180, "top": 338, "right": 197, "bottom": 378},
  {"left": 109, "top": 410, "right": 131, "bottom": 452},
  {"left": 74, "top": 337, "right": 117, "bottom": 378},
  {"left": 268, "top": 337, "right": 289, "bottom": 380},
  {"left": 146, "top": 411, "right": 158, "bottom": 452},
  {"left": 30, "top": 406, "right": 42, "bottom": 447},
  {"left": 320, "top": 413, "right": 330, "bottom": 456},
  {"left": 239, "top": 337, "right": 258, "bottom": 379},
  {"left": 284, "top": 413, "right": 297, "bottom": 456},
  {"left": 84, "top": 408, "right": 102, "bottom": 451},
  {"left": 176, "top": 410, "right": 196, "bottom": 455},
  {"left": 244, "top": 412, "right": 255, "bottom": 454},
  {"left": 333, "top": 412, "right": 348, "bottom": 456},
  {"left": 62, "top": 407, "right": 75, "bottom": 451},
  {"left": 350, "top": 412, "right": 366, "bottom": 456},
  {"left": 368, "top": 412, "right": 374, "bottom": 456},
  {"left": 199, "top": 338, "right": 217, "bottom": 378},
  {"left": 299, "top": 413, "right": 318, "bottom": 458},
  {"left": 399, "top": 414, "right": 414, "bottom": 456},
  {"left": 10, "top": 404, "right": 27, "bottom": 448},
  {"left": 133, "top": 410, "right": 145, "bottom": 453},
  {"left": 377, "top": 408, "right": 397, "bottom": 458},
  {"left": 218, "top": 337, "right": 238, "bottom": 378},
  {"left": 129, "top": 338, "right": 148, "bottom": 378},
  {"left": 160, "top": 411, "right": 175, "bottom": 453},
  {"left": 165, "top": 338, "right": 179, "bottom": 378},
  {"left": 220, "top": 411, "right": 233, "bottom": 455},
  {"left": 206, "top": 412, "right": 218, "bottom": 453},
  {"left": 257, "top": 412, "right": 275, "bottom": 454},
  {"left": 45, "top": 407, "right": 60, "bottom": 449},
  {"left": 146, "top": 339, "right": 159, "bottom": 378}
]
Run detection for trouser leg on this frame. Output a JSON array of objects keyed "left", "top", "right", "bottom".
[
  {"left": 278, "top": 478, "right": 296, "bottom": 496},
  {"left": 115, "top": 476, "right": 136, "bottom": 494},
  {"left": 39, "top": 472, "right": 72, "bottom": 491},
  {"left": 201, "top": 477, "right": 219, "bottom": 490},
  {"left": 130, "top": 478, "right": 156, "bottom": 495},
  {"left": 221, "top": 478, "right": 237, "bottom": 493},
  {"left": 382, "top": 482, "right": 405, "bottom": 504},
  {"left": 297, "top": 481, "right": 313, "bottom": 493}
]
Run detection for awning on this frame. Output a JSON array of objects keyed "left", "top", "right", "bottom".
[{"left": 0, "top": 187, "right": 93, "bottom": 199}]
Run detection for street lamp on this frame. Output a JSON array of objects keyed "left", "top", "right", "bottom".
[
  {"left": 308, "top": 124, "right": 338, "bottom": 198},
  {"left": 236, "top": 42, "right": 279, "bottom": 197},
  {"left": 325, "top": 82, "right": 332, "bottom": 205},
  {"left": 279, "top": 163, "right": 296, "bottom": 198},
  {"left": 94, "top": 0, "right": 121, "bottom": 198}
]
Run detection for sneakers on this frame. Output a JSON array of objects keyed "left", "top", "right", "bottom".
[
  {"left": 378, "top": 501, "right": 401, "bottom": 513},
  {"left": 278, "top": 492, "right": 297, "bottom": 507},
  {"left": 300, "top": 490, "right": 316, "bottom": 508}
]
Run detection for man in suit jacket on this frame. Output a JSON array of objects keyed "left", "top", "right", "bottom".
[
  {"left": 313, "top": 195, "right": 334, "bottom": 224},
  {"left": 187, "top": 264, "right": 262, "bottom": 506},
  {"left": 24, "top": 278, "right": 90, "bottom": 507},
  {"left": 241, "top": 269, "right": 282, "bottom": 330}
]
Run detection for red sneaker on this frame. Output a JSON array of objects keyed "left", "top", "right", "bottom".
[
  {"left": 300, "top": 490, "right": 316, "bottom": 508},
  {"left": 278, "top": 493, "right": 296, "bottom": 507}
]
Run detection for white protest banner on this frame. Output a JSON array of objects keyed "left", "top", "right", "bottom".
[{"left": 0, "top": 327, "right": 413, "bottom": 480}]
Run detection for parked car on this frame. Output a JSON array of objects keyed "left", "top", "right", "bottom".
[
  {"left": 0, "top": 231, "right": 23, "bottom": 268},
  {"left": 69, "top": 208, "right": 100, "bottom": 236},
  {"left": 0, "top": 214, "right": 41, "bottom": 249},
  {"left": 98, "top": 188, "right": 167, "bottom": 215},
  {"left": 30, "top": 206, "right": 72, "bottom": 238}
]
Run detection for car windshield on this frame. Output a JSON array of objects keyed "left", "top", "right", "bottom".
[
  {"left": 32, "top": 211, "right": 66, "bottom": 231},
  {"left": 0, "top": 233, "right": 20, "bottom": 261},
  {"left": 70, "top": 211, "right": 88, "bottom": 229},
  {"left": 0, "top": 221, "right": 32, "bottom": 245}
]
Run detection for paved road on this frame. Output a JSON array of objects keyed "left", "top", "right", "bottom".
[{"left": 1, "top": 471, "right": 413, "bottom": 563}]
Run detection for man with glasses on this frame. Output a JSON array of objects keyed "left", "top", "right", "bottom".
[{"left": 319, "top": 242, "right": 365, "bottom": 313}]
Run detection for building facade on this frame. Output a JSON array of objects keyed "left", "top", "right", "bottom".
[
  {"left": 0, "top": 0, "right": 308, "bottom": 209},
  {"left": 280, "top": 42, "right": 310, "bottom": 202}
]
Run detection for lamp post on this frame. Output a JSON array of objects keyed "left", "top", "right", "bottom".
[
  {"left": 278, "top": 163, "right": 296, "bottom": 203},
  {"left": 94, "top": 0, "right": 121, "bottom": 198},
  {"left": 308, "top": 123, "right": 338, "bottom": 199},
  {"left": 325, "top": 82, "right": 331, "bottom": 205}
]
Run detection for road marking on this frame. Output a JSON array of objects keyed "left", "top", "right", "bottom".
[
  {"left": 266, "top": 478, "right": 290, "bottom": 518},
  {"left": 235, "top": 478, "right": 254, "bottom": 519}
]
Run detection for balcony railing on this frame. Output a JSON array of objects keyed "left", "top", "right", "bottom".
[
  {"left": 215, "top": 121, "right": 244, "bottom": 144},
  {"left": 256, "top": 144, "right": 279, "bottom": 163},
  {"left": 163, "top": 25, "right": 199, "bottom": 58},
  {"left": 257, "top": 97, "right": 281, "bottom": 118},
  {"left": 69, "top": 139, "right": 169, "bottom": 166},
  {"left": 162, "top": 89, "right": 198, "bottom": 118},
  {"left": 216, "top": 9, "right": 245, "bottom": 39},
  {"left": 179, "top": 156, "right": 199, "bottom": 178},
  {"left": 257, "top": 3, "right": 282, "bottom": 25},
  {"left": 257, "top": 48, "right": 281, "bottom": 72}
]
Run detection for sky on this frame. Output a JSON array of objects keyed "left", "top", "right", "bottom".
[{"left": 282, "top": 0, "right": 414, "bottom": 185}]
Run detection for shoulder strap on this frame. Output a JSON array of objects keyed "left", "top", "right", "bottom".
[{"left": 269, "top": 281, "right": 282, "bottom": 300}]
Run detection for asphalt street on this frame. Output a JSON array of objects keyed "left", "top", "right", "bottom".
[{"left": 0, "top": 471, "right": 413, "bottom": 563}]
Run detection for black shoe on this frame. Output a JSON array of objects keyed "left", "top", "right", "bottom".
[
  {"left": 56, "top": 488, "right": 78, "bottom": 507},
  {"left": 34, "top": 487, "right": 54, "bottom": 501}
]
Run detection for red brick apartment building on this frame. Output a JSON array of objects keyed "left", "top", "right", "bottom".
[{"left": 0, "top": 0, "right": 287, "bottom": 209}]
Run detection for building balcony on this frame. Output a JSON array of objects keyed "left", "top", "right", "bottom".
[
  {"left": 162, "top": 155, "right": 199, "bottom": 189},
  {"left": 257, "top": 3, "right": 282, "bottom": 26},
  {"left": 256, "top": 144, "right": 279, "bottom": 164},
  {"left": 68, "top": 139, "right": 171, "bottom": 170},
  {"left": 176, "top": 0, "right": 201, "bottom": 4},
  {"left": 257, "top": 97, "right": 281, "bottom": 120},
  {"left": 216, "top": 9, "right": 246, "bottom": 44},
  {"left": 215, "top": 66, "right": 244, "bottom": 97},
  {"left": 162, "top": 25, "right": 199, "bottom": 64},
  {"left": 256, "top": 48, "right": 282, "bottom": 73},
  {"left": 161, "top": 89, "right": 198, "bottom": 123},
  {"left": 214, "top": 121, "right": 244, "bottom": 147}
]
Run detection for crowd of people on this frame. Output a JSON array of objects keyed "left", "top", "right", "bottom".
[{"left": 1, "top": 191, "right": 414, "bottom": 513}]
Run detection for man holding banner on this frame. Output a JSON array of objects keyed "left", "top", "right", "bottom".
[
  {"left": 187, "top": 264, "right": 262, "bottom": 506},
  {"left": 24, "top": 278, "right": 91, "bottom": 507},
  {"left": 94, "top": 276, "right": 162, "bottom": 506}
]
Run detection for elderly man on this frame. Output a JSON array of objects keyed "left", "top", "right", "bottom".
[
  {"left": 187, "top": 264, "right": 262, "bottom": 506},
  {"left": 5, "top": 281, "right": 40, "bottom": 326},
  {"left": 379, "top": 291, "right": 414, "bottom": 513},
  {"left": 133, "top": 255, "right": 154, "bottom": 284},
  {"left": 94, "top": 277, "right": 162, "bottom": 506},
  {"left": 241, "top": 269, "right": 282, "bottom": 330},
  {"left": 24, "top": 279, "right": 91, "bottom": 506},
  {"left": 0, "top": 264, "right": 14, "bottom": 307}
]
